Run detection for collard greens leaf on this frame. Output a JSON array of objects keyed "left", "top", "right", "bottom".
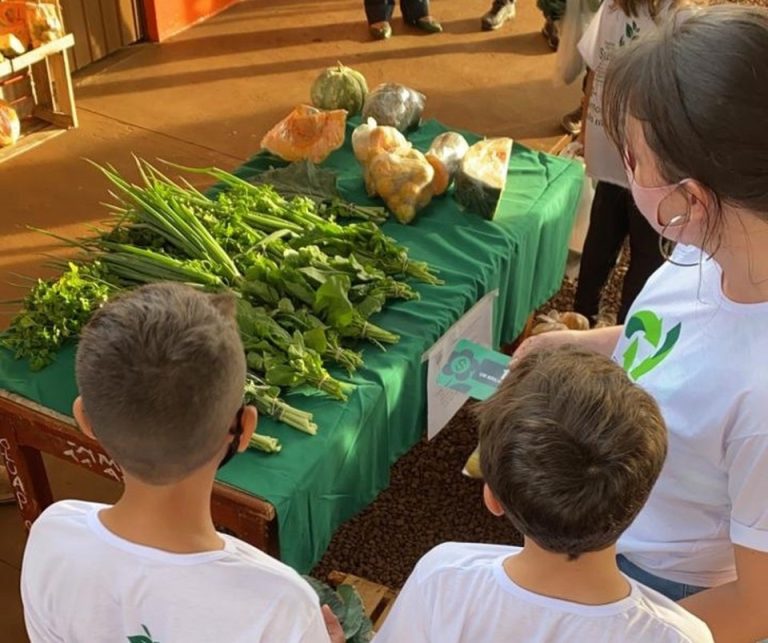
[
  {"left": 337, "top": 584, "right": 365, "bottom": 638},
  {"left": 252, "top": 161, "right": 339, "bottom": 204},
  {"left": 303, "top": 575, "right": 345, "bottom": 618}
]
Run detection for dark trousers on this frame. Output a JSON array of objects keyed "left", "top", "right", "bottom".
[
  {"left": 574, "top": 181, "right": 664, "bottom": 324},
  {"left": 364, "top": 0, "right": 430, "bottom": 24}
]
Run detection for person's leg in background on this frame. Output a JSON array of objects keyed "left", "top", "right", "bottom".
[
  {"left": 538, "top": 0, "right": 567, "bottom": 49},
  {"left": 481, "top": 0, "right": 516, "bottom": 31},
  {"left": 573, "top": 182, "right": 630, "bottom": 324},
  {"left": 618, "top": 196, "right": 665, "bottom": 323},
  {"left": 365, "top": 0, "right": 395, "bottom": 39},
  {"left": 400, "top": 0, "right": 442, "bottom": 32}
]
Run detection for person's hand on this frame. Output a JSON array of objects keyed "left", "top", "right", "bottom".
[
  {"left": 322, "top": 604, "right": 345, "bottom": 643},
  {"left": 511, "top": 330, "right": 579, "bottom": 364}
]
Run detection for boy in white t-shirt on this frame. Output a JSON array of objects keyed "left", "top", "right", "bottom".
[
  {"left": 20, "top": 283, "right": 342, "bottom": 643},
  {"left": 374, "top": 346, "right": 713, "bottom": 643}
]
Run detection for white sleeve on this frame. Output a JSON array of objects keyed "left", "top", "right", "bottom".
[
  {"left": 297, "top": 606, "right": 332, "bottom": 643},
  {"left": 373, "top": 569, "right": 431, "bottom": 643},
  {"left": 577, "top": 1, "right": 607, "bottom": 70},
  {"left": 725, "top": 432, "right": 768, "bottom": 552}
]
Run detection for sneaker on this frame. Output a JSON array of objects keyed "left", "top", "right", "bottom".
[
  {"left": 481, "top": 0, "right": 516, "bottom": 31},
  {"left": 369, "top": 21, "right": 392, "bottom": 40},
  {"left": 542, "top": 18, "right": 560, "bottom": 50},
  {"left": 414, "top": 15, "right": 443, "bottom": 33},
  {"left": 560, "top": 105, "right": 583, "bottom": 136}
]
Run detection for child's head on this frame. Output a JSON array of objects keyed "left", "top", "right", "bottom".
[
  {"left": 477, "top": 346, "right": 666, "bottom": 559},
  {"left": 603, "top": 5, "right": 768, "bottom": 252},
  {"left": 74, "top": 282, "right": 248, "bottom": 485}
]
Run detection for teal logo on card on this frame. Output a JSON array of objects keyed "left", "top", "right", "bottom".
[{"left": 437, "top": 340, "right": 510, "bottom": 401}]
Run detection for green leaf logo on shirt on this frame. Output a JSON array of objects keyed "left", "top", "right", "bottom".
[
  {"left": 127, "top": 625, "right": 159, "bottom": 643},
  {"left": 622, "top": 310, "right": 681, "bottom": 380}
]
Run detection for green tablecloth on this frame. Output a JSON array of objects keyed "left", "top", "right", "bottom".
[{"left": 0, "top": 120, "right": 583, "bottom": 572}]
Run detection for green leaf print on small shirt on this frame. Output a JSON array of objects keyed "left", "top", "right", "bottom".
[
  {"left": 619, "top": 20, "right": 640, "bottom": 47},
  {"left": 128, "top": 625, "right": 158, "bottom": 643},
  {"left": 622, "top": 310, "right": 682, "bottom": 380}
]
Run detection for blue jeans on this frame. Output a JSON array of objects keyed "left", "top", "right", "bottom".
[{"left": 617, "top": 555, "right": 708, "bottom": 601}]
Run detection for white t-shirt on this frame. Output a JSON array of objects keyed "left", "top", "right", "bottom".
[
  {"left": 21, "top": 500, "right": 330, "bottom": 643},
  {"left": 578, "top": 1, "right": 666, "bottom": 187},
  {"left": 373, "top": 542, "right": 712, "bottom": 643},
  {"left": 614, "top": 245, "right": 768, "bottom": 587}
]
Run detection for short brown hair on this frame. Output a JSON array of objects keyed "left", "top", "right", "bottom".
[
  {"left": 75, "top": 283, "right": 246, "bottom": 485},
  {"left": 478, "top": 346, "right": 667, "bottom": 559}
]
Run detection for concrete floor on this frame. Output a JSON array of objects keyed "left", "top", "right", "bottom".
[{"left": 0, "top": 0, "right": 578, "bottom": 638}]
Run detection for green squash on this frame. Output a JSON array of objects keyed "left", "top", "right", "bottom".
[
  {"left": 455, "top": 138, "right": 513, "bottom": 220},
  {"left": 310, "top": 62, "right": 369, "bottom": 116}
]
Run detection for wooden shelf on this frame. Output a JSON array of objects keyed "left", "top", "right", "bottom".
[
  {"left": 0, "top": 34, "right": 75, "bottom": 79},
  {"left": 0, "top": 33, "right": 78, "bottom": 164}
]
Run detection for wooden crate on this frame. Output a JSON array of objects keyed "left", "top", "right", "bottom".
[
  {"left": 0, "top": 32, "right": 77, "bottom": 163},
  {"left": 328, "top": 571, "right": 398, "bottom": 632}
]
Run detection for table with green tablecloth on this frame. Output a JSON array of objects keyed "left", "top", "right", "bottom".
[{"left": 0, "top": 119, "right": 583, "bottom": 572}]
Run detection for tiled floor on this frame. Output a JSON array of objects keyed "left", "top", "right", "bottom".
[{"left": 0, "top": 1, "right": 578, "bottom": 638}]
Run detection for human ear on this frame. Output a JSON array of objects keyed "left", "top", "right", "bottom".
[
  {"left": 684, "top": 180, "right": 712, "bottom": 230},
  {"left": 483, "top": 484, "right": 505, "bottom": 517},
  {"left": 237, "top": 405, "right": 258, "bottom": 453},
  {"left": 73, "top": 397, "right": 95, "bottom": 440}
]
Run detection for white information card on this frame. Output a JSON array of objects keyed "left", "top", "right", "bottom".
[{"left": 422, "top": 290, "right": 498, "bottom": 440}]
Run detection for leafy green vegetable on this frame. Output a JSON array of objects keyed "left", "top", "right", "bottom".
[
  {"left": 1, "top": 262, "right": 116, "bottom": 371},
  {"left": 250, "top": 160, "right": 389, "bottom": 223},
  {"left": 3, "top": 157, "right": 441, "bottom": 449},
  {"left": 302, "top": 576, "right": 374, "bottom": 642}
]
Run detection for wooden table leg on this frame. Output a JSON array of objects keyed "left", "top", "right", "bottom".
[{"left": 0, "top": 426, "right": 53, "bottom": 530}]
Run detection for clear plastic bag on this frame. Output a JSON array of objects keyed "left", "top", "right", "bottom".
[
  {"left": 351, "top": 117, "right": 409, "bottom": 164},
  {"left": 362, "top": 83, "right": 426, "bottom": 132},
  {"left": 368, "top": 147, "right": 435, "bottom": 224},
  {"left": 425, "top": 132, "right": 470, "bottom": 195},
  {"left": 26, "top": 2, "right": 64, "bottom": 48}
]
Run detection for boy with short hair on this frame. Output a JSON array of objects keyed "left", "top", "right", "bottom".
[
  {"left": 374, "top": 346, "right": 713, "bottom": 642},
  {"left": 21, "top": 283, "right": 338, "bottom": 643}
]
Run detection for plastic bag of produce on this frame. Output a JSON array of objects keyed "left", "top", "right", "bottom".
[
  {"left": 368, "top": 147, "right": 435, "bottom": 224},
  {"left": 26, "top": 2, "right": 63, "bottom": 48},
  {"left": 362, "top": 83, "right": 425, "bottom": 132},
  {"left": 0, "top": 100, "right": 20, "bottom": 147},
  {"left": 426, "top": 132, "right": 470, "bottom": 195},
  {"left": 351, "top": 118, "right": 410, "bottom": 164}
]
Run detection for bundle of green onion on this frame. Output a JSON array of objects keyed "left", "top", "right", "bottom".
[{"left": 1, "top": 158, "right": 442, "bottom": 454}]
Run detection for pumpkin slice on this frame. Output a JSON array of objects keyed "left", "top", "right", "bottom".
[
  {"left": 455, "top": 138, "right": 513, "bottom": 220},
  {"left": 261, "top": 105, "right": 347, "bottom": 164}
]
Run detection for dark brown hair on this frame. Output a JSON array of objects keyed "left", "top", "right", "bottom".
[
  {"left": 75, "top": 283, "right": 246, "bottom": 485},
  {"left": 603, "top": 5, "right": 768, "bottom": 240},
  {"left": 614, "top": 0, "right": 667, "bottom": 18},
  {"left": 477, "top": 346, "right": 667, "bottom": 559}
]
